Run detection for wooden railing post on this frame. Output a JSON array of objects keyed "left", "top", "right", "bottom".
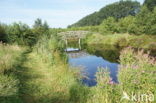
[{"left": 78, "top": 38, "right": 81, "bottom": 50}]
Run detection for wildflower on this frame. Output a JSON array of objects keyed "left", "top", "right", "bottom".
[
  {"left": 108, "top": 78, "right": 114, "bottom": 85},
  {"left": 142, "top": 70, "right": 145, "bottom": 73}
]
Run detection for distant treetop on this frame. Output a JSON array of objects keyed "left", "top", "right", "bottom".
[{"left": 68, "top": 0, "right": 140, "bottom": 28}]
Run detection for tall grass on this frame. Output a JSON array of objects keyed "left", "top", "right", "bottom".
[
  {"left": 0, "top": 43, "right": 23, "bottom": 73},
  {"left": 118, "top": 47, "right": 156, "bottom": 102},
  {"left": 1, "top": 35, "right": 155, "bottom": 103},
  {"left": 86, "top": 33, "right": 156, "bottom": 50},
  {"left": 16, "top": 35, "right": 90, "bottom": 103},
  {"left": 0, "top": 43, "right": 24, "bottom": 102}
]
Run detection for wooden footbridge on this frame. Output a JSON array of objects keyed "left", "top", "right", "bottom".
[{"left": 58, "top": 31, "right": 89, "bottom": 50}]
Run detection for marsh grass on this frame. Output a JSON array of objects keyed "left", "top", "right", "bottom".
[
  {"left": 86, "top": 33, "right": 156, "bottom": 50},
  {"left": 0, "top": 43, "right": 23, "bottom": 73},
  {"left": 0, "top": 43, "right": 24, "bottom": 103},
  {"left": 1, "top": 35, "right": 155, "bottom": 103},
  {"left": 13, "top": 35, "right": 90, "bottom": 103},
  {"left": 84, "top": 47, "right": 156, "bottom": 103},
  {"left": 118, "top": 47, "right": 156, "bottom": 102}
]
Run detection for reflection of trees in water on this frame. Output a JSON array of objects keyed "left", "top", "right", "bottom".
[
  {"left": 67, "top": 51, "right": 89, "bottom": 58},
  {"left": 86, "top": 44, "right": 120, "bottom": 63},
  {"left": 66, "top": 42, "right": 121, "bottom": 62}
]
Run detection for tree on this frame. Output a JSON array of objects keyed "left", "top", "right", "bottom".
[
  {"left": 144, "top": 0, "right": 156, "bottom": 11},
  {"left": 33, "top": 18, "right": 42, "bottom": 28},
  {"left": 99, "top": 17, "right": 119, "bottom": 34},
  {"left": 135, "top": 6, "right": 152, "bottom": 34},
  {"left": 6, "top": 22, "right": 34, "bottom": 45},
  {"left": 43, "top": 21, "right": 49, "bottom": 30},
  {"left": 32, "top": 18, "right": 49, "bottom": 38},
  {"left": 118, "top": 16, "right": 136, "bottom": 34},
  {"left": 148, "top": 7, "right": 156, "bottom": 35},
  {"left": 0, "top": 23, "right": 7, "bottom": 42}
]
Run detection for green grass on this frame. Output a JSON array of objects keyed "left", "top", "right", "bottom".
[
  {"left": 14, "top": 35, "right": 90, "bottom": 103},
  {"left": 0, "top": 43, "right": 24, "bottom": 103},
  {"left": 84, "top": 47, "right": 156, "bottom": 103},
  {"left": 86, "top": 33, "right": 156, "bottom": 50},
  {"left": 0, "top": 34, "right": 156, "bottom": 103}
]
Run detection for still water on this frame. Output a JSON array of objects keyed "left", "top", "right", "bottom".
[{"left": 66, "top": 44, "right": 120, "bottom": 86}]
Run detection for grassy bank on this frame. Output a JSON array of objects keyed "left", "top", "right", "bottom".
[
  {"left": 0, "top": 43, "right": 24, "bottom": 102},
  {"left": 17, "top": 37, "right": 77, "bottom": 103},
  {"left": 1, "top": 37, "right": 156, "bottom": 103},
  {"left": 86, "top": 47, "right": 156, "bottom": 103},
  {"left": 86, "top": 33, "right": 156, "bottom": 51}
]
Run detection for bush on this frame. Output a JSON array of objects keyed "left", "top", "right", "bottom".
[
  {"left": 0, "top": 24, "right": 7, "bottom": 42},
  {"left": 118, "top": 47, "right": 156, "bottom": 102},
  {"left": 99, "top": 17, "right": 119, "bottom": 34}
]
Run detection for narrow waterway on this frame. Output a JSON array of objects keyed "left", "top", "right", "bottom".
[{"left": 66, "top": 45, "right": 120, "bottom": 86}]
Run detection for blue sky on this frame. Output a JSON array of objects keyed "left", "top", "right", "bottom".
[{"left": 0, "top": 0, "right": 144, "bottom": 28}]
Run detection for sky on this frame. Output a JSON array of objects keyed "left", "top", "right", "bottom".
[{"left": 0, "top": 0, "right": 144, "bottom": 28}]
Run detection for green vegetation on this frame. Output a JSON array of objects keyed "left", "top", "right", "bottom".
[
  {"left": 87, "top": 48, "right": 156, "bottom": 103},
  {"left": 1, "top": 41, "right": 156, "bottom": 103},
  {"left": 86, "top": 33, "right": 156, "bottom": 50},
  {"left": 0, "top": 0, "right": 156, "bottom": 103},
  {"left": 144, "top": 0, "right": 156, "bottom": 11},
  {"left": 69, "top": 0, "right": 140, "bottom": 27},
  {"left": 16, "top": 35, "right": 79, "bottom": 103},
  {"left": 0, "top": 43, "right": 24, "bottom": 102}
]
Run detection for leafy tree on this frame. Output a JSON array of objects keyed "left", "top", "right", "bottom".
[
  {"left": 118, "top": 16, "right": 136, "bottom": 34},
  {"left": 33, "top": 18, "right": 42, "bottom": 28},
  {"left": 32, "top": 18, "right": 49, "bottom": 38},
  {"left": 6, "top": 22, "right": 34, "bottom": 45},
  {"left": 0, "top": 23, "right": 7, "bottom": 42},
  {"left": 144, "top": 0, "right": 156, "bottom": 11},
  {"left": 99, "top": 17, "right": 119, "bottom": 34},
  {"left": 148, "top": 7, "right": 156, "bottom": 35},
  {"left": 135, "top": 6, "right": 152, "bottom": 34},
  {"left": 43, "top": 21, "right": 49, "bottom": 30}
]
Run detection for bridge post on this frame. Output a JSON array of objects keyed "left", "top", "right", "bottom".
[
  {"left": 78, "top": 38, "right": 81, "bottom": 50},
  {"left": 65, "top": 39, "right": 68, "bottom": 46},
  {"left": 65, "top": 39, "right": 68, "bottom": 51}
]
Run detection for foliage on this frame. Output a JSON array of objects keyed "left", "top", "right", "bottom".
[
  {"left": 97, "top": 6, "right": 156, "bottom": 35},
  {"left": 118, "top": 15, "right": 136, "bottom": 34},
  {"left": 144, "top": 0, "right": 156, "bottom": 11},
  {"left": 69, "top": 0, "right": 140, "bottom": 27},
  {"left": 0, "top": 43, "right": 23, "bottom": 73},
  {"left": 84, "top": 48, "right": 156, "bottom": 103},
  {"left": 99, "top": 17, "right": 119, "bottom": 34},
  {"left": 6, "top": 22, "right": 35, "bottom": 46},
  {"left": 32, "top": 18, "right": 49, "bottom": 38},
  {"left": 134, "top": 6, "right": 152, "bottom": 34},
  {"left": 118, "top": 47, "right": 156, "bottom": 102},
  {"left": 0, "top": 23, "right": 7, "bottom": 42},
  {"left": 0, "top": 43, "right": 24, "bottom": 103},
  {"left": 86, "top": 33, "right": 156, "bottom": 50}
]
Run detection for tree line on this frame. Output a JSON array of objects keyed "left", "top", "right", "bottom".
[
  {"left": 0, "top": 18, "right": 50, "bottom": 46},
  {"left": 68, "top": 0, "right": 141, "bottom": 27},
  {"left": 69, "top": 0, "right": 156, "bottom": 31},
  {"left": 68, "top": 0, "right": 156, "bottom": 35},
  {"left": 99, "top": 6, "right": 156, "bottom": 35}
]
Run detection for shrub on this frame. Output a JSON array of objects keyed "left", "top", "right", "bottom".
[{"left": 118, "top": 47, "right": 156, "bottom": 102}]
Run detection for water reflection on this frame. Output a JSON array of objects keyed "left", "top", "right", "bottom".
[
  {"left": 86, "top": 44, "right": 120, "bottom": 63},
  {"left": 67, "top": 46, "right": 119, "bottom": 86}
]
